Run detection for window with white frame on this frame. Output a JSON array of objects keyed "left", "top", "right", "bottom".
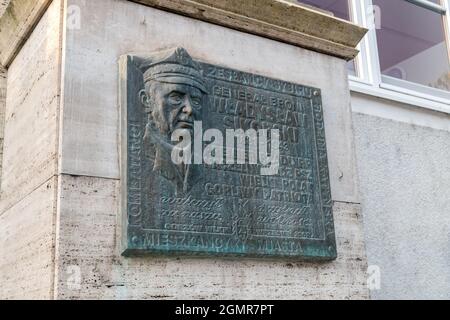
[
  {"left": 373, "top": 0, "right": 449, "bottom": 98},
  {"left": 297, "top": 0, "right": 450, "bottom": 107},
  {"left": 297, "top": 0, "right": 358, "bottom": 75}
]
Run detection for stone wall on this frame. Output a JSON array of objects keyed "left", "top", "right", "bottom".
[
  {"left": 0, "top": 66, "right": 5, "bottom": 182},
  {"left": 0, "top": 0, "right": 62, "bottom": 299},
  {"left": 2, "top": 0, "right": 449, "bottom": 300},
  {"left": 0, "top": 0, "right": 9, "bottom": 178},
  {"left": 56, "top": 176, "right": 367, "bottom": 299},
  {"left": 0, "top": 1, "right": 9, "bottom": 16},
  {"left": 0, "top": 0, "right": 369, "bottom": 299},
  {"left": 52, "top": 0, "right": 369, "bottom": 299}
]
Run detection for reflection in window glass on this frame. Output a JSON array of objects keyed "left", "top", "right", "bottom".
[
  {"left": 297, "top": 0, "right": 357, "bottom": 75},
  {"left": 298, "top": 0, "right": 350, "bottom": 20},
  {"left": 373, "top": 0, "right": 450, "bottom": 91},
  {"left": 347, "top": 60, "right": 357, "bottom": 76}
]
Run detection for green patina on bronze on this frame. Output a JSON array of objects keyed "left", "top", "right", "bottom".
[{"left": 120, "top": 47, "right": 336, "bottom": 260}]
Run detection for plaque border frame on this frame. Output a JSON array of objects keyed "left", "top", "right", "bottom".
[{"left": 119, "top": 53, "right": 337, "bottom": 261}]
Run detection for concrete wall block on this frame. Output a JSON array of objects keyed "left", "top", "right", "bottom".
[
  {"left": 0, "top": 0, "right": 62, "bottom": 300},
  {"left": 0, "top": 177, "right": 57, "bottom": 299},
  {"left": 55, "top": 175, "right": 369, "bottom": 300},
  {"left": 0, "top": 0, "right": 61, "bottom": 212}
]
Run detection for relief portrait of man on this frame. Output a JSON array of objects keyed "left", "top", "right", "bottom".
[{"left": 137, "top": 47, "right": 207, "bottom": 194}]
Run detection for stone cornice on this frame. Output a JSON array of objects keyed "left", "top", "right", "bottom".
[
  {"left": 130, "top": 0, "right": 367, "bottom": 61},
  {"left": 0, "top": 0, "right": 367, "bottom": 67},
  {"left": 0, "top": 0, "right": 52, "bottom": 67}
]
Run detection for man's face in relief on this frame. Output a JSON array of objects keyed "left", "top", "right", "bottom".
[{"left": 144, "top": 81, "right": 203, "bottom": 138}]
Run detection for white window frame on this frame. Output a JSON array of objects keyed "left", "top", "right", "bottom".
[{"left": 348, "top": 0, "right": 450, "bottom": 114}]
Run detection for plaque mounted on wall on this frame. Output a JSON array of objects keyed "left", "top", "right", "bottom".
[{"left": 119, "top": 47, "right": 336, "bottom": 260}]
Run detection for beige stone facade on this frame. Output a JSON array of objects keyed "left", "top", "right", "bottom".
[
  {"left": 0, "top": 0, "right": 62, "bottom": 299},
  {"left": 0, "top": 0, "right": 369, "bottom": 299}
]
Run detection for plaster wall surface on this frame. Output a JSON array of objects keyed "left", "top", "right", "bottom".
[{"left": 352, "top": 93, "right": 450, "bottom": 299}]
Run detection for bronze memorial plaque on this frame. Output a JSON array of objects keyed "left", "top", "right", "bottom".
[{"left": 120, "top": 47, "right": 336, "bottom": 260}]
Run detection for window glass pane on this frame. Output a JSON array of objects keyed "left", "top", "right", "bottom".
[
  {"left": 347, "top": 60, "right": 357, "bottom": 76},
  {"left": 373, "top": 0, "right": 450, "bottom": 91},
  {"left": 297, "top": 0, "right": 351, "bottom": 20},
  {"left": 297, "top": 1, "right": 357, "bottom": 75}
]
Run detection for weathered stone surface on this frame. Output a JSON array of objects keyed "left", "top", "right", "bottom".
[
  {"left": 0, "top": 0, "right": 10, "bottom": 179},
  {"left": 0, "top": 177, "right": 57, "bottom": 300},
  {"left": 0, "top": 66, "right": 5, "bottom": 179},
  {"left": 61, "top": 0, "right": 359, "bottom": 204},
  {"left": 0, "top": 0, "right": 52, "bottom": 67},
  {"left": 120, "top": 48, "right": 336, "bottom": 259},
  {"left": 0, "top": 0, "right": 61, "bottom": 213},
  {"left": 0, "top": 0, "right": 369, "bottom": 300},
  {"left": 0, "top": 1, "right": 11, "bottom": 17},
  {"left": 0, "top": 0, "right": 61, "bottom": 300},
  {"left": 0, "top": 0, "right": 366, "bottom": 68},
  {"left": 55, "top": 174, "right": 368, "bottom": 299},
  {"left": 131, "top": 0, "right": 366, "bottom": 60},
  {"left": 53, "top": 0, "right": 367, "bottom": 299}
]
